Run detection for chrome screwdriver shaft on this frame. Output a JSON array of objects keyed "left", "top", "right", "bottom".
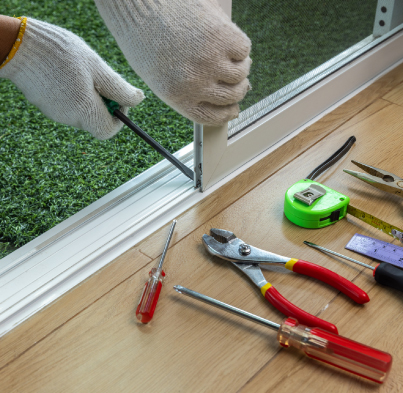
[
  {"left": 173, "top": 285, "right": 280, "bottom": 330},
  {"left": 304, "top": 241, "right": 375, "bottom": 270},
  {"left": 158, "top": 220, "right": 177, "bottom": 270}
]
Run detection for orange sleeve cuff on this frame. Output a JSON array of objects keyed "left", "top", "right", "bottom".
[{"left": 0, "top": 17, "right": 27, "bottom": 70}]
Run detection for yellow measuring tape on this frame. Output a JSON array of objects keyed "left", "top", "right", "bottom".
[{"left": 347, "top": 205, "right": 403, "bottom": 242}]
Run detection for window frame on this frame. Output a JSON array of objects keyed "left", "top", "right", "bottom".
[{"left": 201, "top": 0, "right": 403, "bottom": 190}]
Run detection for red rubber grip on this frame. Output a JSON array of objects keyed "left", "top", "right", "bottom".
[
  {"left": 264, "top": 286, "right": 338, "bottom": 334},
  {"left": 292, "top": 260, "right": 369, "bottom": 304}
]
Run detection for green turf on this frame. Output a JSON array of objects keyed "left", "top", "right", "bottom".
[
  {"left": 0, "top": 0, "right": 378, "bottom": 259},
  {"left": 232, "top": 0, "right": 378, "bottom": 111},
  {"left": 0, "top": 0, "right": 193, "bottom": 258}
]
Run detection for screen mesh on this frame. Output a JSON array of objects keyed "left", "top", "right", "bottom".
[{"left": 230, "top": 0, "right": 378, "bottom": 134}]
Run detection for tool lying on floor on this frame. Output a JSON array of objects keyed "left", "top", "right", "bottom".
[
  {"left": 283, "top": 137, "right": 403, "bottom": 243},
  {"left": 285, "top": 180, "right": 403, "bottom": 243},
  {"left": 102, "top": 97, "right": 194, "bottom": 181},
  {"left": 136, "top": 220, "right": 177, "bottom": 324},
  {"left": 344, "top": 160, "right": 403, "bottom": 199},
  {"left": 174, "top": 285, "right": 392, "bottom": 384},
  {"left": 346, "top": 233, "right": 403, "bottom": 268},
  {"left": 304, "top": 241, "right": 403, "bottom": 292},
  {"left": 202, "top": 229, "right": 369, "bottom": 334}
]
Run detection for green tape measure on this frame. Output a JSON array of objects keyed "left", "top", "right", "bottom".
[
  {"left": 284, "top": 179, "right": 403, "bottom": 242},
  {"left": 284, "top": 180, "right": 349, "bottom": 228}
]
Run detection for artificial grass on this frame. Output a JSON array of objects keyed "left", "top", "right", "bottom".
[
  {"left": 0, "top": 0, "right": 378, "bottom": 259},
  {"left": 232, "top": 0, "right": 378, "bottom": 111},
  {"left": 0, "top": 0, "right": 193, "bottom": 258}
]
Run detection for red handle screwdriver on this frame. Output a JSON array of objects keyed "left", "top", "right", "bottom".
[
  {"left": 174, "top": 285, "right": 392, "bottom": 384},
  {"left": 136, "top": 220, "right": 177, "bottom": 323}
]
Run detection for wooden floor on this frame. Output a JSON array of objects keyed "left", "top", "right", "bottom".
[{"left": 2, "top": 64, "right": 403, "bottom": 392}]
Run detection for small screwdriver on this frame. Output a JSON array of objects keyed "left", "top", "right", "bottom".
[
  {"left": 174, "top": 285, "right": 392, "bottom": 384},
  {"left": 304, "top": 241, "right": 403, "bottom": 292},
  {"left": 136, "top": 220, "right": 177, "bottom": 323}
]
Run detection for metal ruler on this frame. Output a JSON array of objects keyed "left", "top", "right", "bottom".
[
  {"left": 346, "top": 205, "right": 403, "bottom": 243},
  {"left": 345, "top": 233, "right": 403, "bottom": 269}
]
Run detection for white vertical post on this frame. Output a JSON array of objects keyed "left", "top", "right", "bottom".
[
  {"left": 198, "top": 0, "right": 233, "bottom": 191},
  {"left": 217, "top": 0, "right": 232, "bottom": 17},
  {"left": 373, "top": 0, "right": 403, "bottom": 37},
  {"left": 193, "top": 123, "right": 203, "bottom": 189}
]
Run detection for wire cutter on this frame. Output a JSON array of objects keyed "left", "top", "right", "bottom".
[
  {"left": 344, "top": 160, "right": 403, "bottom": 198},
  {"left": 202, "top": 229, "right": 370, "bottom": 334}
]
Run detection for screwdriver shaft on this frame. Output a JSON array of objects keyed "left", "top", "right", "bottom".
[
  {"left": 304, "top": 241, "right": 375, "bottom": 270},
  {"left": 158, "top": 220, "right": 177, "bottom": 270},
  {"left": 173, "top": 285, "right": 280, "bottom": 331},
  {"left": 113, "top": 110, "right": 194, "bottom": 181}
]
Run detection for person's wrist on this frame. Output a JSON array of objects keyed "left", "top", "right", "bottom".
[{"left": 0, "top": 16, "right": 23, "bottom": 66}]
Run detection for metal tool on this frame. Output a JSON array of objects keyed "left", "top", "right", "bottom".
[
  {"left": 346, "top": 205, "right": 403, "bottom": 243},
  {"left": 136, "top": 220, "right": 177, "bottom": 323},
  {"left": 344, "top": 160, "right": 403, "bottom": 198},
  {"left": 174, "top": 285, "right": 392, "bottom": 384},
  {"left": 304, "top": 240, "right": 403, "bottom": 293},
  {"left": 343, "top": 160, "right": 403, "bottom": 242},
  {"left": 202, "top": 229, "right": 370, "bottom": 334},
  {"left": 346, "top": 233, "right": 403, "bottom": 268},
  {"left": 304, "top": 241, "right": 374, "bottom": 270},
  {"left": 102, "top": 97, "right": 194, "bottom": 181}
]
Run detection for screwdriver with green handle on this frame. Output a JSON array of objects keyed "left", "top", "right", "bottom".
[{"left": 102, "top": 97, "right": 194, "bottom": 181}]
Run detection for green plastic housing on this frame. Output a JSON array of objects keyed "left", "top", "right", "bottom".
[{"left": 284, "top": 179, "right": 350, "bottom": 228}]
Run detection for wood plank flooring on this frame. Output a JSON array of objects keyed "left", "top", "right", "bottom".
[{"left": 2, "top": 64, "right": 403, "bottom": 392}]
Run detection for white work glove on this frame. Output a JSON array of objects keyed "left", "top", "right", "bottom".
[
  {"left": 94, "top": 0, "right": 252, "bottom": 126},
  {"left": 0, "top": 18, "right": 144, "bottom": 140}
]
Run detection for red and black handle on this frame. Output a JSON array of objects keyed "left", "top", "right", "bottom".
[{"left": 373, "top": 262, "right": 403, "bottom": 292}]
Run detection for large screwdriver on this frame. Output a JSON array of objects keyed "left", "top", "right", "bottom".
[
  {"left": 136, "top": 220, "right": 177, "bottom": 323},
  {"left": 174, "top": 285, "right": 392, "bottom": 384},
  {"left": 102, "top": 97, "right": 194, "bottom": 181},
  {"left": 304, "top": 241, "right": 403, "bottom": 292}
]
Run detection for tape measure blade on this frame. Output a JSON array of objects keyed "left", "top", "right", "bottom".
[
  {"left": 346, "top": 233, "right": 403, "bottom": 269},
  {"left": 347, "top": 204, "right": 403, "bottom": 242}
]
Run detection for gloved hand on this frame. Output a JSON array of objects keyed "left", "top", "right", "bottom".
[
  {"left": 94, "top": 0, "right": 252, "bottom": 126},
  {"left": 0, "top": 18, "right": 144, "bottom": 140}
]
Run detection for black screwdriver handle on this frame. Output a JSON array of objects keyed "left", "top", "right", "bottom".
[
  {"left": 374, "top": 262, "right": 403, "bottom": 292},
  {"left": 101, "top": 96, "right": 194, "bottom": 181}
]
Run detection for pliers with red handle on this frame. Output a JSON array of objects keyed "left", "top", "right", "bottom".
[{"left": 202, "top": 229, "right": 370, "bottom": 334}]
